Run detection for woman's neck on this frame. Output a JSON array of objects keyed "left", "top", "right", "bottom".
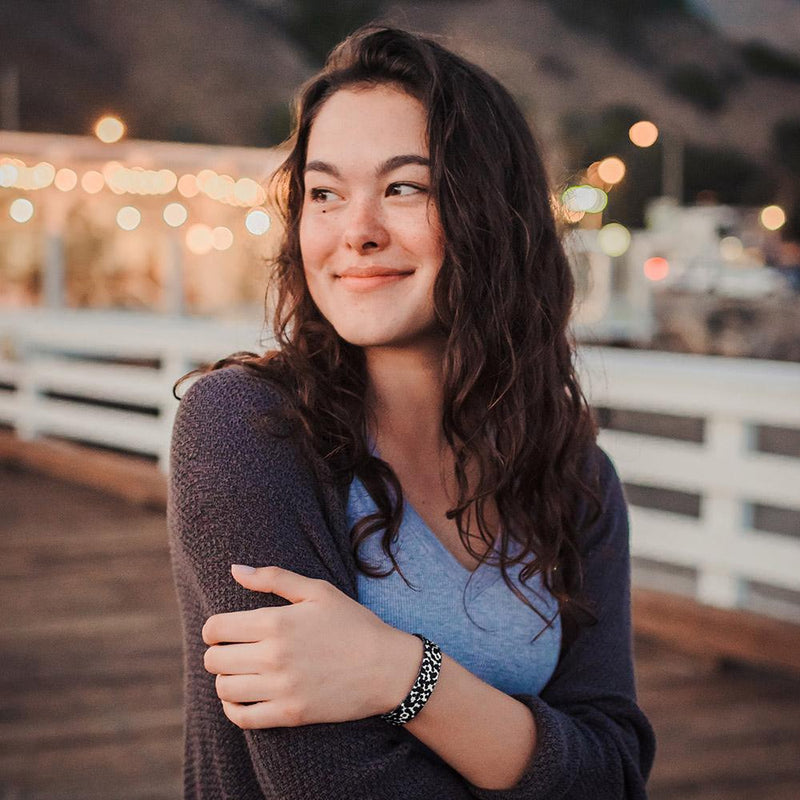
[{"left": 364, "top": 340, "right": 446, "bottom": 460}]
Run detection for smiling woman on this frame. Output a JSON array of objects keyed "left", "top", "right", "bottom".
[
  {"left": 168, "top": 24, "right": 655, "bottom": 800},
  {"left": 299, "top": 86, "right": 444, "bottom": 349}
]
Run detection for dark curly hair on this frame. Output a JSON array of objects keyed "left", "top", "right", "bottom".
[{"left": 180, "top": 25, "right": 600, "bottom": 645}]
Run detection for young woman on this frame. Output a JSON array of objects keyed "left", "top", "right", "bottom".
[{"left": 168, "top": 25, "right": 655, "bottom": 799}]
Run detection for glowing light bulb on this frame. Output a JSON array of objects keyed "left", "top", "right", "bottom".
[
  {"left": 245, "top": 208, "right": 271, "bottom": 235},
  {"left": 234, "top": 178, "right": 261, "bottom": 205},
  {"left": 116, "top": 206, "right": 141, "bottom": 231},
  {"left": 629, "top": 121, "right": 658, "bottom": 148},
  {"left": 186, "top": 223, "right": 214, "bottom": 254},
  {"left": 163, "top": 202, "right": 188, "bottom": 228},
  {"left": 760, "top": 205, "right": 786, "bottom": 231},
  {"left": 81, "top": 170, "right": 105, "bottom": 194},
  {"left": 54, "top": 168, "right": 78, "bottom": 192},
  {"left": 597, "top": 157, "right": 626, "bottom": 185},
  {"left": 598, "top": 223, "right": 631, "bottom": 257},
  {"left": 95, "top": 115, "right": 126, "bottom": 143},
  {"left": 0, "top": 163, "right": 20, "bottom": 187},
  {"left": 178, "top": 174, "right": 199, "bottom": 198},
  {"left": 32, "top": 162, "right": 55, "bottom": 188},
  {"left": 643, "top": 257, "right": 669, "bottom": 281},
  {"left": 719, "top": 236, "right": 743, "bottom": 261},
  {"left": 212, "top": 226, "right": 234, "bottom": 251},
  {"left": 9, "top": 198, "right": 34, "bottom": 223}
]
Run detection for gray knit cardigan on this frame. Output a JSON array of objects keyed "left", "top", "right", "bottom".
[{"left": 167, "top": 365, "right": 656, "bottom": 799}]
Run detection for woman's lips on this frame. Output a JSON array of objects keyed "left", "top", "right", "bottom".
[{"left": 335, "top": 270, "right": 413, "bottom": 292}]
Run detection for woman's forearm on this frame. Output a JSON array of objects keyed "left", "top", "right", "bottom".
[{"left": 384, "top": 630, "right": 538, "bottom": 791}]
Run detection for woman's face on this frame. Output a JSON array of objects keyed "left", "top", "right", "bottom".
[{"left": 299, "top": 84, "right": 445, "bottom": 350}]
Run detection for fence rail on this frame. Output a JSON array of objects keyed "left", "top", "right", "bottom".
[{"left": 1, "top": 308, "right": 798, "bottom": 620}]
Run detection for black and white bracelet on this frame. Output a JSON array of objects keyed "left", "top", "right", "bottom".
[{"left": 380, "top": 633, "right": 443, "bottom": 726}]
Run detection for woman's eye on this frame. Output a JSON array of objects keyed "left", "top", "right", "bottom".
[
  {"left": 308, "top": 188, "right": 338, "bottom": 203},
  {"left": 387, "top": 183, "right": 425, "bottom": 197}
]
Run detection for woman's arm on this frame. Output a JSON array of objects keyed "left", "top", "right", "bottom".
[
  {"left": 464, "top": 449, "right": 656, "bottom": 799},
  {"left": 168, "top": 366, "right": 474, "bottom": 800}
]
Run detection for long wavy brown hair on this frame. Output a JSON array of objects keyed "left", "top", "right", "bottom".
[{"left": 181, "top": 25, "right": 601, "bottom": 644}]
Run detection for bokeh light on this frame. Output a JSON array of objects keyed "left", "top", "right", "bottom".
[
  {"left": 562, "top": 185, "right": 607, "bottom": 214},
  {"left": 643, "top": 257, "right": 669, "bottom": 281},
  {"left": 597, "top": 157, "right": 626, "bottom": 185},
  {"left": 95, "top": 115, "right": 126, "bottom": 143},
  {"left": 629, "top": 121, "right": 659, "bottom": 148},
  {"left": 116, "top": 206, "right": 142, "bottom": 231},
  {"left": 760, "top": 205, "right": 786, "bottom": 231},
  {"left": 9, "top": 198, "right": 34, "bottom": 223},
  {"left": 163, "top": 202, "right": 188, "bottom": 228},
  {"left": 32, "top": 162, "right": 55, "bottom": 188},
  {"left": 234, "top": 178, "right": 263, "bottom": 206},
  {"left": 81, "top": 170, "right": 105, "bottom": 194},
  {"left": 598, "top": 223, "right": 631, "bottom": 257},
  {"left": 720, "top": 236, "right": 744, "bottom": 261},
  {"left": 54, "top": 168, "right": 78, "bottom": 191},
  {"left": 0, "top": 162, "right": 20, "bottom": 187},
  {"left": 178, "top": 174, "right": 199, "bottom": 198},
  {"left": 245, "top": 208, "right": 271, "bottom": 235},
  {"left": 186, "top": 223, "right": 214, "bottom": 255},
  {"left": 212, "top": 226, "right": 234, "bottom": 251}
]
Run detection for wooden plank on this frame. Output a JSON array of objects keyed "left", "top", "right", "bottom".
[
  {"left": 3, "top": 459, "right": 800, "bottom": 800},
  {"left": 0, "top": 430, "right": 167, "bottom": 506},
  {"left": 633, "top": 587, "right": 800, "bottom": 674}
]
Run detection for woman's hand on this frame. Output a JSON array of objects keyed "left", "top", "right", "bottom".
[{"left": 202, "top": 564, "right": 422, "bottom": 729}]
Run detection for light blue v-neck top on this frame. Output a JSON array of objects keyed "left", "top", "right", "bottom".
[{"left": 347, "top": 477, "right": 561, "bottom": 697}]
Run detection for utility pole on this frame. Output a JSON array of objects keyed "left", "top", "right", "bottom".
[{"left": 1, "top": 64, "right": 20, "bottom": 130}]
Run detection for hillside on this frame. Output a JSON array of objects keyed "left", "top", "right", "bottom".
[{"left": 1, "top": 0, "right": 799, "bottom": 209}]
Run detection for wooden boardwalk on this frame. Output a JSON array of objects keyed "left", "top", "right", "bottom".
[{"left": 1, "top": 464, "right": 799, "bottom": 799}]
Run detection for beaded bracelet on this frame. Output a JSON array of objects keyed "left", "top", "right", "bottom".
[{"left": 380, "top": 633, "right": 443, "bottom": 726}]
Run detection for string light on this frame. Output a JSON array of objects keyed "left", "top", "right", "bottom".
[
  {"left": 186, "top": 223, "right": 214, "bottom": 255},
  {"left": 643, "top": 257, "right": 669, "bottom": 281},
  {"left": 598, "top": 223, "right": 631, "bottom": 257},
  {"left": 95, "top": 115, "right": 126, "bottom": 143},
  {"left": 54, "top": 168, "right": 78, "bottom": 191},
  {"left": 163, "top": 202, "right": 188, "bottom": 228},
  {"left": 212, "top": 226, "right": 234, "bottom": 251},
  {"left": 9, "top": 198, "right": 34, "bottom": 223},
  {"left": 81, "top": 170, "right": 105, "bottom": 194},
  {"left": 245, "top": 208, "right": 271, "bottom": 235},
  {"left": 629, "top": 121, "right": 659, "bottom": 148},
  {"left": 116, "top": 206, "right": 142, "bottom": 231},
  {"left": 597, "top": 157, "right": 626, "bottom": 185},
  {"left": 760, "top": 205, "right": 786, "bottom": 231}
]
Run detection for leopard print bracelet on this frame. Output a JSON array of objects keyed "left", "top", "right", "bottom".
[{"left": 380, "top": 633, "right": 443, "bottom": 726}]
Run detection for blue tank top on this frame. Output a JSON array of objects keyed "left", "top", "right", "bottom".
[{"left": 347, "top": 477, "right": 561, "bottom": 697}]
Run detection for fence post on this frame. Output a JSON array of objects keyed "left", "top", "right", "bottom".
[
  {"left": 158, "top": 349, "right": 190, "bottom": 472},
  {"left": 698, "top": 414, "right": 749, "bottom": 608}
]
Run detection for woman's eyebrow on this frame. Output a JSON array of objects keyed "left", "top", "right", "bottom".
[{"left": 304, "top": 154, "right": 430, "bottom": 179}]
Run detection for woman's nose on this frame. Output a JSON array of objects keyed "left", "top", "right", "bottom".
[{"left": 343, "top": 197, "right": 389, "bottom": 252}]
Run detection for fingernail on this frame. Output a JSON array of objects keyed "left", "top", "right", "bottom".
[{"left": 231, "top": 564, "right": 256, "bottom": 574}]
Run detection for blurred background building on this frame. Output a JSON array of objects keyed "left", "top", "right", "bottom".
[{"left": 1, "top": 2, "right": 799, "bottom": 798}]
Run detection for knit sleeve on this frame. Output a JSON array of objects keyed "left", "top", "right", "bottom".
[
  {"left": 167, "top": 366, "right": 473, "bottom": 800},
  {"left": 466, "top": 448, "right": 656, "bottom": 800}
]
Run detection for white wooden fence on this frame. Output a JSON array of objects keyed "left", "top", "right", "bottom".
[{"left": 1, "top": 309, "right": 798, "bottom": 619}]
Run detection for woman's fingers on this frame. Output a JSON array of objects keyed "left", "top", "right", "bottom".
[
  {"left": 215, "top": 672, "right": 279, "bottom": 703},
  {"left": 230, "top": 564, "right": 327, "bottom": 604},
  {"left": 221, "top": 698, "right": 309, "bottom": 729},
  {"left": 202, "top": 605, "right": 283, "bottom": 645},
  {"left": 204, "top": 641, "right": 275, "bottom": 675}
]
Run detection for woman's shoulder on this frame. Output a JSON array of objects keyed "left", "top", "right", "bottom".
[
  {"left": 171, "top": 363, "right": 297, "bottom": 457},
  {"left": 177, "top": 362, "right": 294, "bottom": 422}
]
